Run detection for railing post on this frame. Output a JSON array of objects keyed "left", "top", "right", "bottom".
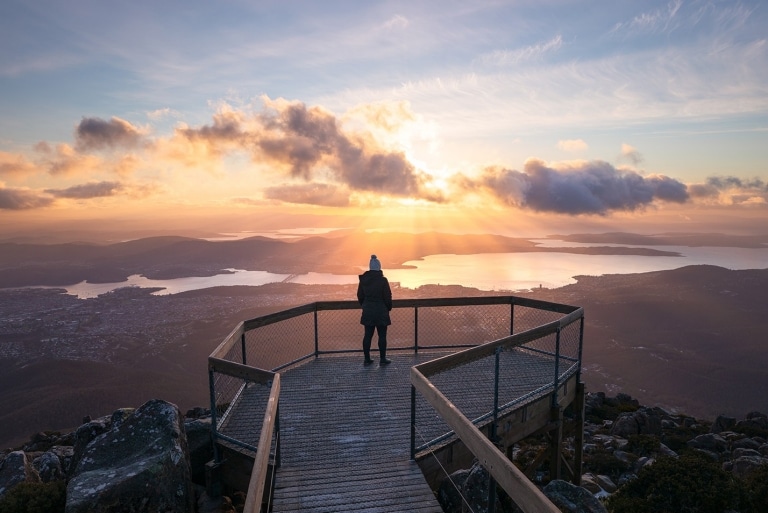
[
  {"left": 551, "top": 327, "right": 562, "bottom": 408},
  {"left": 510, "top": 301, "right": 515, "bottom": 335},
  {"left": 410, "top": 385, "right": 416, "bottom": 460},
  {"left": 208, "top": 367, "right": 221, "bottom": 464},
  {"left": 241, "top": 333, "right": 247, "bottom": 366},
  {"left": 488, "top": 347, "right": 501, "bottom": 513},
  {"left": 576, "top": 315, "right": 585, "bottom": 382},
  {"left": 314, "top": 308, "right": 319, "bottom": 356},
  {"left": 414, "top": 306, "right": 419, "bottom": 353}
]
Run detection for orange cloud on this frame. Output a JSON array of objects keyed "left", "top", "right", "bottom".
[{"left": 0, "top": 152, "right": 37, "bottom": 180}]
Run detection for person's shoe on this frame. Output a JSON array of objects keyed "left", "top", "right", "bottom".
[
  {"left": 380, "top": 358, "right": 392, "bottom": 366},
  {"left": 364, "top": 359, "right": 375, "bottom": 366}
]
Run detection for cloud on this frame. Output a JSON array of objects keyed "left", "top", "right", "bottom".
[
  {"left": 263, "top": 183, "right": 350, "bottom": 207},
  {"left": 688, "top": 175, "right": 768, "bottom": 206},
  {"left": 176, "top": 97, "right": 437, "bottom": 199},
  {"left": 0, "top": 186, "right": 54, "bottom": 210},
  {"left": 462, "top": 159, "right": 688, "bottom": 215},
  {"left": 75, "top": 116, "right": 146, "bottom": 151},
  {"left": 0, "top": 152, "right": 37, "bottom": 179},
  {"left": 479, "top": 35, "right": 563, "bottom": 66},
  {"left": 46, "top": 181, "right": 123, "bottom": 199},
  {"left": 557, "top": 139, "right": 588, "bottom": 152},
  {"left": 620, "top": 143, "right": 643, "bottom": 165},
  {"left": 36, "top": 143, "right": 103, "bottom": 176},
  {"left": 382, "top": 15, "right": 409, "bottom": 31}
]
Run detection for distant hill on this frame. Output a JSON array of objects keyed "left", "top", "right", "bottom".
[
  {"left": 524, "top": 265, "right": 768, "bottom": 420},
  {"left": 0, "top": 231, "right": 682, "bottom": 288}
]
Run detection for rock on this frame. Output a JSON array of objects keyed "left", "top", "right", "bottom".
[
  {"left": 463, "top": 463, "right": 502, "bottom": 513},
  {"left": 610, "top": 408, "right": 662, "bottom": 437},
  {"left": 543, "top": 479, "right": 609, "bottom": 513},
  {"left": 657, "top": 442, "right": 678, "bottom": 458},
  {"left": 66, "top": 399, "right": 194, "bottom": 513},
  {"left": 733, "top": 438, "right": 761, "bottom": 451},
  {"left": 185, "top": 417, "right": 213, "bottom": 485},
  {"left": 70, "top": 414, "right": 112, "bottom": 474},
  {"left": 437, "top": 468, "right": 470, "bottom": 513},
  {"left": 711, "top": 415, "right": 737, "bottom": 433},
  {"left": 0, "top": 451, "right": 40, "bottom": 499},
  {"left": 595, "top": 474, "right": 617, "bottom": 493},
  {"left": 579, "top": 473, "right": 602, "bottom": 494},
  {"left": 33, "top": 451, "right": 63, "bottom": 482},
  {"left": 22, "top": 432, "right": 58, "bottom": 453},
  {"left": 50, "top": 445, "right": 75, "bottom": 476},
  {"left": 687, "top": 433, "right": 728, "bottom": 453},
  {"left": 730, "top": 455, "right": 768, "bottom": 479},
  {"left": 736, "top": 412, "right": 768, "bottom": 433}
]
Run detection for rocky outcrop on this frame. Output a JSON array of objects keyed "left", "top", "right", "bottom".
[
  {"left": 543, "top": 479, "right": 608, "bottom": 513},
  {"left": 437, "top": 463, "right": 502, "bottom": 513},
  {"left": 0, "top": 451, "right": 40, "bottom": 499},
  {"left": 0, "top": 400, "right": 216, "bottom": 512},
  {"left": 65, "top": 399, "right": 193, "bottom": 513},
  {"left": 609, "top": 407, "right": 664, "bottom": 438}
]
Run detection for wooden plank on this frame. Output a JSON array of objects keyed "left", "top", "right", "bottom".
[
  {"left": 411, "top": 367, "right": 562, "bottom": 513},
  {"left": 208, "top": 357, "right": 275, "bottom": 384},
  {"left": 243, "top": 303, "right": 316, "bottom": 330},
  {"left": 244, "top": 374, "right": 280, "bottom": 513}
]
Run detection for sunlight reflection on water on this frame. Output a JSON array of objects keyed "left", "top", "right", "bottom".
[{"left": 45, "top": 242, "right": 768, "bottom": 299}]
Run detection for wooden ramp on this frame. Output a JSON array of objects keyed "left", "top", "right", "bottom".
[{"left": 270, "top": 353, "right": 447, "bottom": 513}]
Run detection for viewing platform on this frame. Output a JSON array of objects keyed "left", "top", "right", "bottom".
[{"left": 207, "top": 296, "right": 585, "bottom": 513}]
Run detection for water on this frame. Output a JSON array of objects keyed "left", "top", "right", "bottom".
[{"left": 41, "top": 241, "right": 768, "bottom": 299}]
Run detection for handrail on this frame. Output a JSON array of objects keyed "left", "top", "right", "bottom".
[
  {"left": 243, "top": 374, "right": 280, "bottom": 513},
  {"left": 411, "top": 367, "right": 561, "bottom": 513}
]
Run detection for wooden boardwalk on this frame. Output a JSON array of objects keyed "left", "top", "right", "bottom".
[
  {"left": 269, "top": 352, "right": 448, "bottom": 513},
  {"left": 218, "top": 348, "right": 569, "bottom": 512}
]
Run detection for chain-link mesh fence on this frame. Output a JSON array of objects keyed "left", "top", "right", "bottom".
[
  {"left": 208, "top": 297, "right": 583, "bottom": 467},
  {"left": 411, "top": 310, "right": 584, "bottom": 456}
]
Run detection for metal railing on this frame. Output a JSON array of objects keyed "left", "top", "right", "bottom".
[{"left": 207, "top": 295, "right": 583, "bottom": 513}]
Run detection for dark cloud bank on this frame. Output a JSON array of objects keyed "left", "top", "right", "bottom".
[{"left": 460, "top": 159, "right": 689, "bottom": 215}]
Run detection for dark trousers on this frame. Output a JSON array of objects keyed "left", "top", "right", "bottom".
[{"left": 363, "top": 324, "right": 388, "bottom": 360}]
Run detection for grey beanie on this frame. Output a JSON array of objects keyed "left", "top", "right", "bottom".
[{"left": 369, "top": 254, "right": 381, "bottom": 271}]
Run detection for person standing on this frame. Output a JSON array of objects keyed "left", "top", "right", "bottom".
[{"left": 357, "top": 254, "right": 392, "bottom": 366}]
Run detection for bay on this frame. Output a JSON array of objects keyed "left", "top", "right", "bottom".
[{"left": 49, "top": 242, "right": 768, "bottom": 299}]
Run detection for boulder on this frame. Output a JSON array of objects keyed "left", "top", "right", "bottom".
[
  {"left": 437, "top": 462, "right": 501, "bottom": 513},
  {"left": 33, "top": 450, "right": 63, "bottom": 482},
  {"left": 184, "top": 417, "right": 213, "bottom": 485},
  {"left": 735, "top": 412, "right": 768, "bottom": 433},
  {"left": 711, "top": 415, "right": 737, "bottom": 434},
  {"left": 0, "top": 451, "right": 40, "bottom": 499},
  {"left": 66, "top": 399, "right": 194, "bottom": 513},
  {"left": 729, "top": 455, "right": 768, "bottom": 479},
  {"left": 687, "top": 433, "right": 728, "bottom": 453},
  {"left": 543, "top": 479, "right": 609, "bottom": 513},
  {"left": 595, "top": 474, "right": 616, "bottom": 493},
  {"left": 732, "top": 437, "right": 761, "bottom": 451},
  {"left": 70, "top": 413, "right": 112, "bottom": 474},
  {"left": 579, "top": 473, "right": 602, "bottom": 494},
  {"left": 437, "top": 468, "right": 470, "bottom": 513},
  {"left": 610, "top": 408, "right": 662, "bottom": 437},
  {"left": 462, "top": 462, "right": 502, "bottom": 513}
]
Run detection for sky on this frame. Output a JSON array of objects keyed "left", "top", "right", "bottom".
[{"left": 1, "top": 0, "right": 767, "bottom": 238}]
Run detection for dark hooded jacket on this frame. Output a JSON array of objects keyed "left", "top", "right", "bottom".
[{"left": 357, "top": 270, "right": 392, "bottom": 326}]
